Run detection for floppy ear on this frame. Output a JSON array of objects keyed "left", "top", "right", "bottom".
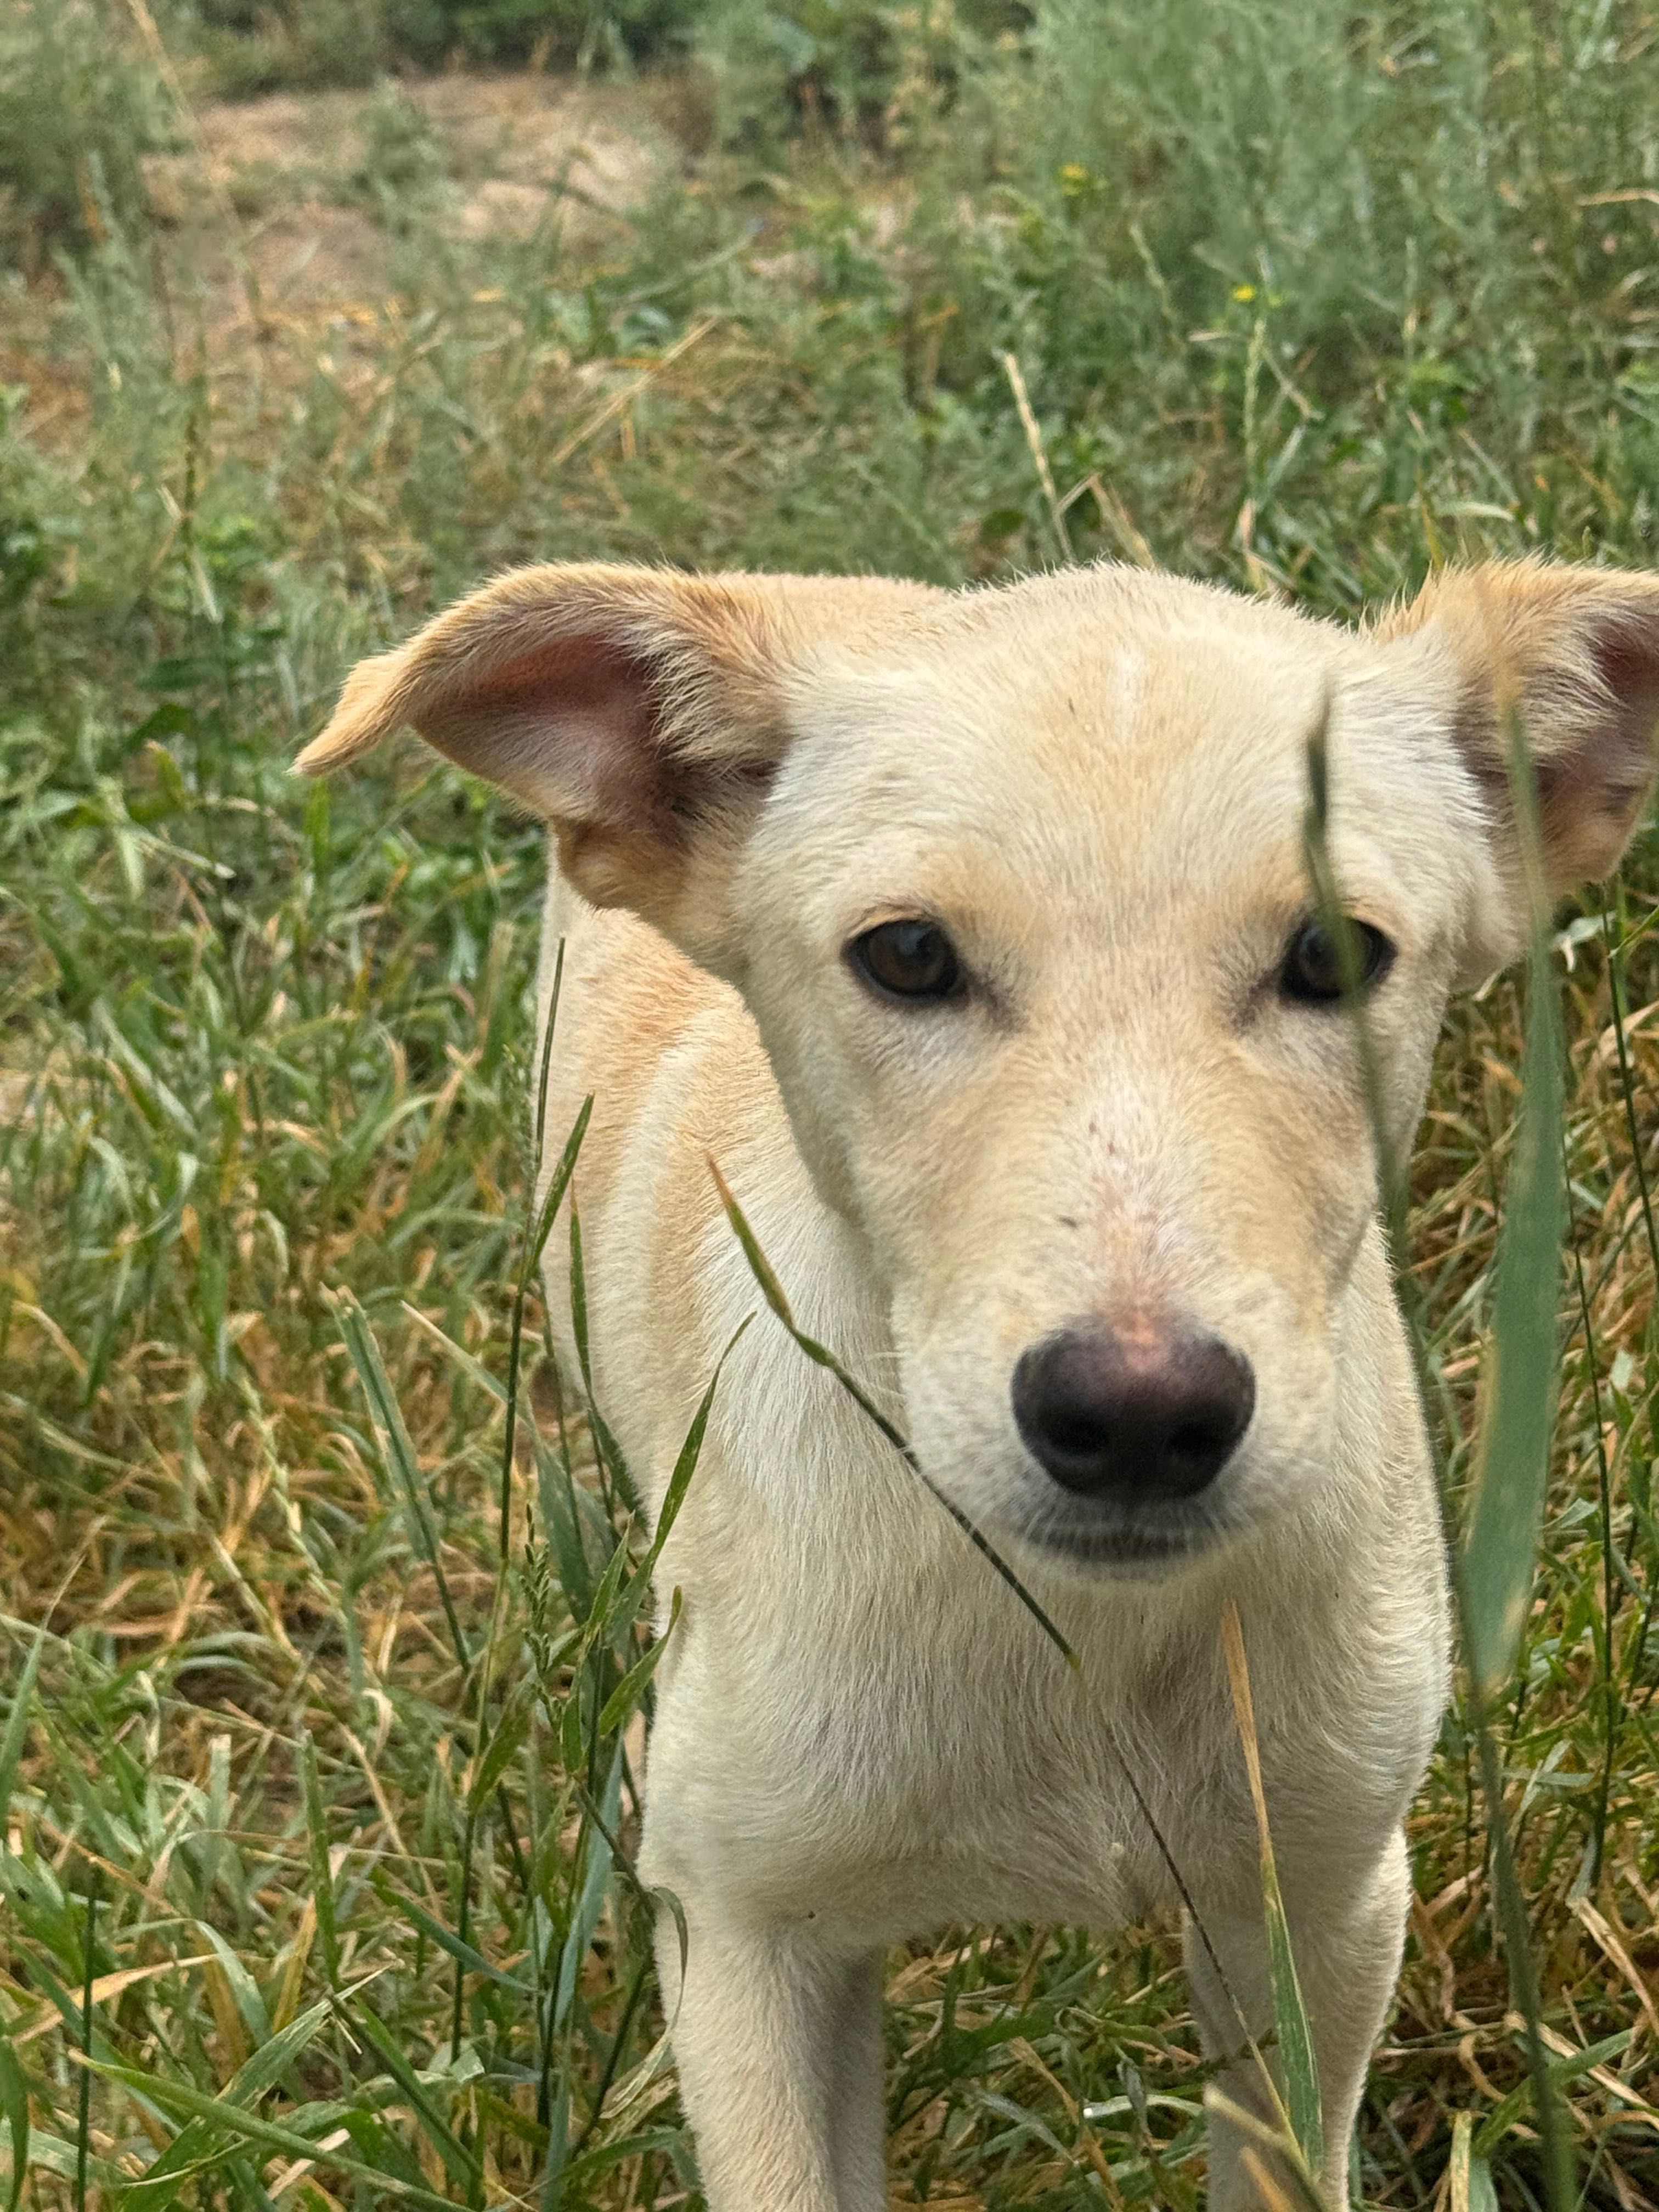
[
  {"left": 1378, "top": 560, "right": 1659, "bottom": 960},
  {"left": 296, "top": 562, "right": 941, "bottom": 966}
]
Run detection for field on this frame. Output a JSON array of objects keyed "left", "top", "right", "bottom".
[{"left": 3, "top": 0, "right": 1659, "bottom": 2203}]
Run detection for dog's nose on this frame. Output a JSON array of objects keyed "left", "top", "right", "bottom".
[{"left": 1011, "top": 1318, "right": 1255, "bottom": 1503}]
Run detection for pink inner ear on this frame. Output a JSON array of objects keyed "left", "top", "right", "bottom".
[
  {"left": 449, "top": 631, "right": 647, "bottom": 725},
  {"left": 413, "top": 628, "right": 682, "bottom": 831},
  {"left": 1593, "top": 626, "right": 1659, "bottom": 741},
  {"left": 1525, "top": 610, "right": 1659, "bottom": 889},
  {"left": 1551, "top": 616, "right": 1659, "bottom": 819}
]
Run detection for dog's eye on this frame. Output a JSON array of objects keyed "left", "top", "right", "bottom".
[
  {"left": 1280, "top": 917, "right": 1395, "bottom": 1005},
  {"left": 849, "top": 919, "right": 963, "bottom": 1003}
]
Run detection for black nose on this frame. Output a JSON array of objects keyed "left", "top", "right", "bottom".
[{"left": 1011, "top": 1318, "right": 1255, "bottom": 1504}]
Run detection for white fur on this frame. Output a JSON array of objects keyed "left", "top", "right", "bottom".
[{"left": 303, "top": 554, "right": 1659, "bottom": 2209}]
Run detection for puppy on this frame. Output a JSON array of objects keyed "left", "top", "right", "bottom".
[{"left": 300, "top": 557, "right": 1659, "bottom": 2209}]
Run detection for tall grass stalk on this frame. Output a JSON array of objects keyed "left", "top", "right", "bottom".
[
  {"left": 1301, "top": 697, "right": 1575, "bottom": 2211},
  {"left": 1453, "top": 705, "right": 1573, "bottom": 2212},
  {"left": 1217, "top": 1601, "right": 1323, "bottom": 2196}
]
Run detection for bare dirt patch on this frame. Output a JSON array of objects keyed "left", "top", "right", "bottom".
[
  {"left": 106, "top": 72, "right": 682, "bottom": 405},
  {"left": 415, "top": 71, "right": 672, "bottom": 225}
]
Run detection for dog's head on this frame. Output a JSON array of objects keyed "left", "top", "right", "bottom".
[{"left": 300, "top": 559, "right": 1659, "bottom": 1574}]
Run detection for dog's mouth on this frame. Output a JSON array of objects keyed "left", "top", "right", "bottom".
[{"left": 1007, "top": 1499, "right": 1238, "bottom": 1579}]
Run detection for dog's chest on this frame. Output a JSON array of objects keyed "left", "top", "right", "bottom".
[{"left": 642, "top": 1566, "right": 1239, "bottom": 1943}]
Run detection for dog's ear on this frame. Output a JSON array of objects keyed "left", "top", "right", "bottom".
[
  {"left": 296, "top": 563, "right": 939, "bottom": 966},
  {"left": 1379, "top": 561, "right": 1659, "bottom": 963}
]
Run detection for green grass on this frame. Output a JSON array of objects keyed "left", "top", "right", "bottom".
[{"left": 3, "top": 0, "right": 1659, "bottom": 2203}]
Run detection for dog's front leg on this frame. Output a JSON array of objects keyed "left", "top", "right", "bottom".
[
  {"left": 1184, "top": 1825, "right": 1410, "bottom": 2211},
  {"left": 657, "top": 1905, "right": 885, "bottom": 2211}
]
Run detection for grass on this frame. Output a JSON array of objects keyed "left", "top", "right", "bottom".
[{"left": 2, "top": 0, "right": 1659, "bottom": 2202}]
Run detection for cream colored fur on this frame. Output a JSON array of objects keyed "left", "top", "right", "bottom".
[{"left": 299, "top": 556, "right": 1659, "bottom": 2210}]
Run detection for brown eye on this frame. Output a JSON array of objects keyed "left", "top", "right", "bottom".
[
  {"left": 849, "top": 919, "right": 962, "bottom": 1003},
  {"left": 1281, "top": 917, "right": 1393, "bottom": 1004}
]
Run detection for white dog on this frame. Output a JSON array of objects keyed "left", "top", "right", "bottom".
[{"left": 300, "top": 556, "right": 1659, "bottom": 2208}]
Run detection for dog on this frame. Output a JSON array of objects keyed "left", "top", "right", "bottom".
[{"left": 299, "top": 556, "right": 1659, "bottom": 2209}]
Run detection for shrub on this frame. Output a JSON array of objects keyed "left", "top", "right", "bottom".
[{"left": 0, "top": 0, "right": 174, "bottom": 259}]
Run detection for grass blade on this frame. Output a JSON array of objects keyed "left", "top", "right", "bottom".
[
  {"left": 0, "top": 2023, "right": 28, "bottom": 2212},
  {"left": 346, "top": 1995, "right": 483, "bottom": 2191},
  {"left": 121, "top": 1997, "right": 336, "bottom": 2205},
  {"left": 1301, "top": 694, "right": 1575, "bottom": 2212},
  {"left": 465, "top": 1675, "right": 537, "bottom": 1812},
  {"left": 370, "top": 1877, "right": 531, "bottom": 1995},
  {"left": 298, "top": 1731, "right": 339, "bottom": 1991},
  {"left": 0, "top": 1630, "right": 44, "bottom": 1827},
  {"left": 1460, "top": 939, "right": 1565, "bottom": 1702},
  {"left": 500, "top": 1086, "right": 592, "bottom": 1564},
  {"left": 74, "top": 1884, "right": 94, "bottom": 2212},
  {"left": 333, "top": 1286, "right": 467, "bottom": 1669},
  {"left": 708, "top": 1156, "right": 1080, "bottom": 1668},
  {"left": 1451, "top": 2109, "right": 1499, "bottom": 2212},
  {"left": 551, "top": 1741, "right": 625, "bottom": 2041},
  {"left": 612, "top": 1317, "right": 751, "bottom": 1638},
  {"left": 1457, "top": 703, "right": 1574, "bottom": 2212},
  {"left": 567, "top": 1191, "right": 642, "bottom": 1520},
  {"left": 1219, "top": 1600, "right": 1323, "bottom": 2182},
  {"left": 88, "top": 2058, "right": 459, "bottom": 2208},
  {"left": 597, "top": 1588, "right": 681, "bottom": 1736}
]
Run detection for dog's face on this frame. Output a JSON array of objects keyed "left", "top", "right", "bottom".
[
  {"left": 732, "top": 583, "right": 1486, "bottom": 1570},
  {"left": 300, "top": 559, "right": 1659, "bottom": 1575}
]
